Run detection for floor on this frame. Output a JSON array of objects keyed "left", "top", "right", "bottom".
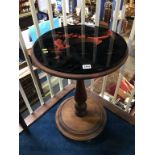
[{"left": 20, "top": 91, "right": 135, "bottom": 155}]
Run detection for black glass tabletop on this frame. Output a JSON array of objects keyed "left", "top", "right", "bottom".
[{"left": 31, "top": 25, "right": 128, "bottom": 79}]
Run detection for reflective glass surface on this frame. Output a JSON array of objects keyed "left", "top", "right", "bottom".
[{"left": 32, "top": 25, "right": 128, "bottom": 75}]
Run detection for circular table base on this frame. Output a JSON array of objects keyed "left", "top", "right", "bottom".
[{"left": 56, "top": 96, "right": 107, "bottom": 141}]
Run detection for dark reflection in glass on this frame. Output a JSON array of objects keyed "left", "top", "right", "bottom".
[
  {"left": 81, "top": 25, "right": 85, "bottom": 58},
  {"left": 37, "top": 37, "right": 48, "bottom": 66},
  {"left": 33, "top": 25, "right": 128, "bottom": 74},
  {"left": 106, "top": 32, "right": 115, "bottom": 67},
  {"left": 63, "top": 26, "right": 70, "bottom": 57},
  {"left": 92, "top": 26, "right": 99, "bottom": 64}
]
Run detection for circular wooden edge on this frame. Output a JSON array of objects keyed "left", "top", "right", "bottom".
[
  {"left": 55, "top": 97, "right": 107, "bottom": 141},
  {"left": 30, "top": 48, "right": 128, "bottom": 80}
]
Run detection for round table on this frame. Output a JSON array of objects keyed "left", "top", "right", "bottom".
[{"left": 31, "top": 25, "right": 128, "bottom": 141}]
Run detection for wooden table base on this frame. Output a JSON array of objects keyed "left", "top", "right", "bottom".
[{"left": 56, "top": 94, "right": 107, "bottom": 141}]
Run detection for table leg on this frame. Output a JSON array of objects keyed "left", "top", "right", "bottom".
[
  {"left": 56, "top": 80, "right": 107, "bottom": 141},
  {"left": 74, "top": 80, "right": 87, "bottom": 117}
]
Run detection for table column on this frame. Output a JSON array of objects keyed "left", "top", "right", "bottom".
[{"left": 75, "top": 80, "right": 87, "bottom": 117}]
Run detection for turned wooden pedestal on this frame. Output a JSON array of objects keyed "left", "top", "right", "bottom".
[{"left": 56, "top": 80, "right": 107, "bottom": 141}]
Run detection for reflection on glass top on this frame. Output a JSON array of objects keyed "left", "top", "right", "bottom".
[{"left": 33, "top": 25, "right": 128, "bottom": 75}]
